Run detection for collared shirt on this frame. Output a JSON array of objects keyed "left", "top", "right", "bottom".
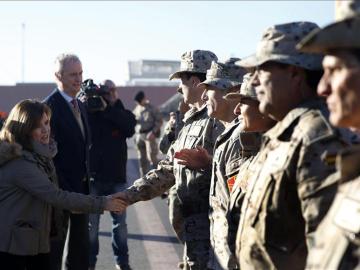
[
  {"left": 208, "top": 118, "right": 261, "bottom": 270},
  {"left": 58, "top": 89, "right": 74, "bottom": 104}
]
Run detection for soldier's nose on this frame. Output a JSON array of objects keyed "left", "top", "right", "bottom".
[
  {"left": 234, "top": 103, "right": 241, "bottom": 115},
  {"left": 251, "top": 71, "right": 260, "bottom": 87},
  {"left": 317, "top": 75, "right": 332, "bottom": 97}
]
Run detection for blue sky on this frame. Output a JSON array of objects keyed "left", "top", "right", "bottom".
[{"left": 0, "top": 1, "right": 334, "bottom": 85}]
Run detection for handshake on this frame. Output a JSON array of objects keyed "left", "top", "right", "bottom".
[{"left": 104, "top": 192, "right": 130, "bottom": 213}]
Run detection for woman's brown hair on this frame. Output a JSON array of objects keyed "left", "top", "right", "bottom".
[{"left": 0, "top": 99, "right": 51, "bottom": 150}]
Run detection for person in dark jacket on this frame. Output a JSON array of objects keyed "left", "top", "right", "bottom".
[{"left": 82, "top": 79, "right": 136, "bottom": 270}]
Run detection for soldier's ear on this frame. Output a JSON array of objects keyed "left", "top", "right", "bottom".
[
  {"left": 290, "top": 66, "right": 307, "bottom": 89},
  {"left": 289, "top": 65, "right": 303, "bottom": 81},
  {"left": 55, "top": 72, "right": 62, "bottom": 81}
]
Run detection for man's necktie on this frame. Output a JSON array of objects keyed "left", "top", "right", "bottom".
[
  {"left": 70, "top": 98, "right": 85, "bottom": 137},
  {"left": 71, "top": 99, "right": 80, "bottom": 113}
]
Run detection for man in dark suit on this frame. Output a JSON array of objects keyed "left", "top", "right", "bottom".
[{"left": 44, "top": 53, "right": 91, "bottom": 270}]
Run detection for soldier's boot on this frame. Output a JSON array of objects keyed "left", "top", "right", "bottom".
[{"left": 115, "top": 264, "right": 132, "bottom": 270}]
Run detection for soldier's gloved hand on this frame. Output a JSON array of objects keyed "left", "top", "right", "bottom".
[{"left": 174, "top": 146, "right": 212, "bottom": 169}]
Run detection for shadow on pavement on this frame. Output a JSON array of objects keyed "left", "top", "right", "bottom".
[{"left": 99, "top": 231, "right": 179, "bottom": 244}]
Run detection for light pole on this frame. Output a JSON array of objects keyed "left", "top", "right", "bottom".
[{"left": 21, "top": 22, "right": 25, "bottom": 83}]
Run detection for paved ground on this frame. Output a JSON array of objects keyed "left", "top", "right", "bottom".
[{"left": 93, "top": 140, "right": 183, "bottom": 270}]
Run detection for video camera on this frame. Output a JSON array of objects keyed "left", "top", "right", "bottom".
[{"left": 78, "top": 79, "right": 109, "bottom": 112}]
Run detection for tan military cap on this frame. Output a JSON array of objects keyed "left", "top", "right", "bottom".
[
  {"left": 236, "top": 21, "right": 323, "bottom": 70},
  {"left": 297, "top": 0, "right": 360, "bottom": 53},
  {"left": 335, "top": 0, "right": 360, "bottom": 21},
  {"left": 169, "top": 50, "right": 218, "bottom": 80},
  {"left": 224, "top": 73, "right": 258, "bottom": 102},
  {"left": 198, "top": 58, "right": 246, "bottom": 91}
]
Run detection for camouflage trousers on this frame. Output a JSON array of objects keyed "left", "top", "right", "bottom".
[
  {"left": 183, "top": 239, "right": 211, "bottom": 270},
  {"left": 134, "top": 133, "right": 159, "bottom": 176},
  {"left": 168, "top": 185, "right": 185, "bottom": 243},
  {"left": 168, "top": 189, "right": 212, "bottom": 269},
  {"left": 181, "top": 213, "right": 211, "bottom": 270}
]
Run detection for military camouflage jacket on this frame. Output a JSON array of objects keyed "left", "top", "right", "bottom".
[
  {"left": 125, "top": 105, "right": 224, "bottom": 241},
  {"left": 306, "top": 146, "right": 360, "bottom": 270},
  {"left": 226, "top": 138, "right": 262, "bottom": 269},
  {"left": 133, "top": 102, "right": 162, "bottom": 134},
  {"left": 208, "top": 118, "right": 261, "bottom": 270},
  {"left": 236, "top": 98, "right": 353, "bottom": 270}
]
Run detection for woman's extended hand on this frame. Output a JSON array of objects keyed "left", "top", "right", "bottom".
[{"left": 105, "top": 195, "right": 128, "bottom": 213}]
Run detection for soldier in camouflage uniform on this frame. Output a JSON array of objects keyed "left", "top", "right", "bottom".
[
  {"left": 160, "top": 98, "right": 190, "bottom": 269},
  {"left": 175, "top": 58, "right": 249, "bottom": 269},
  {"left": 133, "top": 91, "right": 163, "bottom": 176},
  {"left": 223, "top": 73, "right": 276, "bottom": 270},
  {"left": 118, "top": 50, "right": 221, "bottom": 269},
  {"left": 234, "top": 21, "right": 358, "bottom": 270},
  {"left": 297, "top": 1, "right": 360, "bottom": 268}
]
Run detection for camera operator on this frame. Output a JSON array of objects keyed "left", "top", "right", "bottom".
[{"left": 80, "top": 79, "right": 136, "bottom": 270}]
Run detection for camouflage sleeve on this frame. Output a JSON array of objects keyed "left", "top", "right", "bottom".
[
  {"left": 296, "top": 138, "right": 341, "bottom": 248},
  {"left": 159, "top": 133, "right": 174, "bottom": 155},
  {"left": 152, "top": 106, "right": 163, "bottom": 134},
  {"left": 226, "top": 131, "right": 261, "bottom": 178},
  {"left": 159, "top": 120, "right": 176, "bottom": 154},
  {"left": 174, "top": 111, "right": 185, "bottom": 138},
  {"left": 123, "top": 158, "right": 175, "bottom": 204}
]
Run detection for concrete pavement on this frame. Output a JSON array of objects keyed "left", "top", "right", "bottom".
[{"left": 94, "top": 139, "right": 183, "bottom": 270}]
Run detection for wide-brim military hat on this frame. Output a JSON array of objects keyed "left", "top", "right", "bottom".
[
  {"left": 198, "top": 58, "right": 246, "bottom": 91},
  {"left": 236, "top": 21, "right": 323, "bottom": 70},
  {"left": 297, "top": 17, "right": 360, "bottom": 53},
  {"left": 297, "top": 0, "right": 360, "bottom": 53},
  {"left": 200, "top": 78, "right": 241, "bottom": 91},
  {"left": 169, "top": 50, "right": 218, "bottom": 80},
  {"left": 224, "top": 73, "right": 258, "bottom": 103}
]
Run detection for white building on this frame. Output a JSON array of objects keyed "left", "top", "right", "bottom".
[{"left": 126, "top": 59, "right": 180, "bottom": 86}]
